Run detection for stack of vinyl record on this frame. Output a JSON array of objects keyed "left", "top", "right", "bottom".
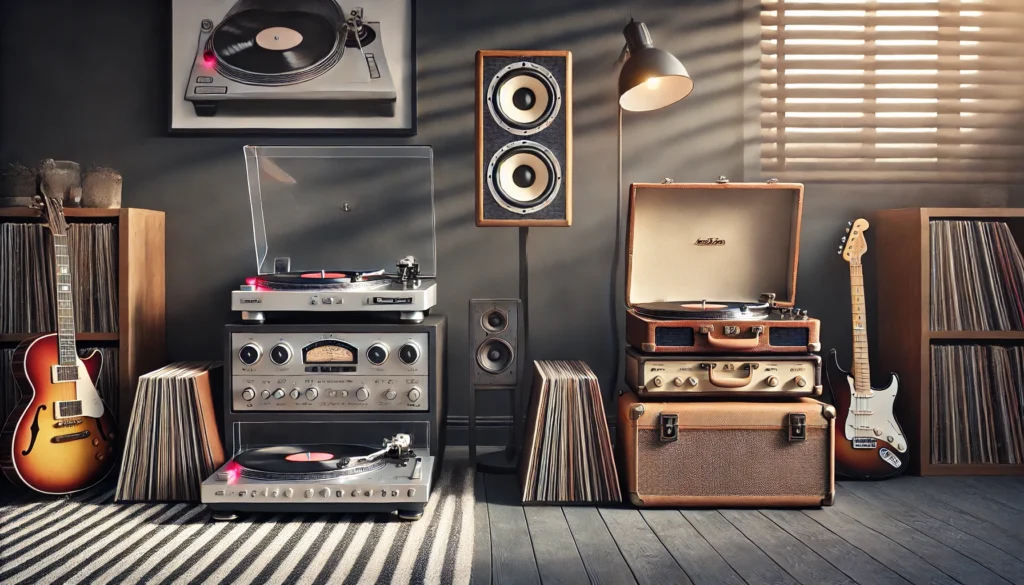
[
  {"left": 930, "top": 220, "right": 1024, "bottom": 331},
  {"left": 519, "top": 360, "right": 621, "bottom": 504},
  {"left": 115, "top": 362, "right": 225, "bottom": 502},
  {"left": 931, "top": 345, "right": 1024, "bottom": 465},
  {"left": 0, "top": 222, "right": 118, "bottom": 333},
  {"left": 1, "top": 346, "right": 118, "bottom": 425}
]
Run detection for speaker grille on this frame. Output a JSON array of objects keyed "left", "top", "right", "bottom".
[
  {"left": 769, "top": 327, "right": 810, "bottom": 347},
  {"left": 654, "top": 327, "right": 695, "bottom": 347}
]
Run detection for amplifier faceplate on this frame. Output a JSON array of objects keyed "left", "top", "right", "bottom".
[{"left": 626, "top": 348, "right": 822, "bottom": 397}]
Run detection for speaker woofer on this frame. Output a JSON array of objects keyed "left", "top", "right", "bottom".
[
  {"left": 476, "top": 338, "right": 515, "bottom": 375},
  {"left": 487, "top": 141, "right": 562, "bottom": 214},
  {"left": 481, "top": 309, "right": 508, "bottom": 333},
  {"left": 487, "top": 62, "right": 561, "bottom": 136}
]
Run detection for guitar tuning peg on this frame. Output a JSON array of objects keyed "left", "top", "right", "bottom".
[
  {"left": 845, "top": 228, "right": 850, "bottom": 234},
  {"left": 847, "top": 221, "right": 853, "bottom": 226},
  {"left": 841, "top": 237, "right": 847, "bottom": 243}
]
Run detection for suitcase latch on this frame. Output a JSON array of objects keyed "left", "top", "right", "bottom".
[
  {"left": 659, "top": 413, "right": 678, "bottom": 442},
  {"left": 788, "top": 413, "right": 807, "bottom": 441}
]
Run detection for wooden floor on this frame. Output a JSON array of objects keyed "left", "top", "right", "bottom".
[{"left": 472, "top": 473, "right": 1024, "bottom": 585}]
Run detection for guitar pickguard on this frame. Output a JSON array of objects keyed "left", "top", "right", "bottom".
[{"left": 843, "top": 375, "right": 907, "bottom": 453}]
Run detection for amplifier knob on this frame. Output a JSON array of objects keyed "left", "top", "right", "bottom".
[
  {"left": 399, "top": 342, "right": 421, "bottom": 365},
  {"left": 284, "top": 488, "right": 294, "bottom": 498},
  {"left": 766, "top": 376, "right": 780, "bottom": 387},
  {"left": 407, "top": 488, "right": 416, "bottom": 497},
  {"left": 794, "top": 376, "right": 808, "bottom": 388},
  {"left": 273, "top": 388, "right": 286, "bottom": 399},
  {"left": 408, "top": 387, "right": 422, "bottom": 402},
  {"left": 271, "top": 489, "right": 280, "bottom": 497},
  {"left": 304, "top": 489, "right": 314, "bottom": 498},
  {"left": 261, "top": 389, "right": 271, "bottom": 400},
  {"left": 241, "top": 388, "right": 255, "bottom": 401},
  {"left": 340, "top": 390, "right": 349, "bottom": 398},
  {"left": 672, "top": 377, "right": 684, "bottom": 387},
  {"left": 306, "top": 387, "right": 319, "bottom": 401},
  {"left": 319, "top": 488, "right": 331, "bottom": 498},
  {"left": 385, "top": 390, "right": 397, "bottom": 400},
  {"left": 269, "top": 343, "right": 292, "bottom": 365},
  {"left": 356, "top": 387, "right": 370, "bottom": 401},
  {"left": 652, "top": 376, "right": 664, "bottom": 388},
  {"left": 367, "top": 343, "right": 390, "bottom": 365},
  {"left": 289, "top": 388, "right": 300, "bottom": 400},
  {"left": 686, "top": 377, "right": 699, "bottom": 387},
  {"left": 238, "top": 343, "right": 261, "bottom": 365}
]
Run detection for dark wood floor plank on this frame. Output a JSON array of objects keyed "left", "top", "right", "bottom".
[
  {"left": 762, "top": 509, "right": 911, "bottom": 585},
  {"left": 683, "top": 510, "right": 798, "bottom": 585},
  {"left": 472, "top": 473, "right": 491, "bottom": 585},
  {"left": 563, "top": 508, "right": 637, "bottom": 585},
  {"left": 843, "top": 482, "right": 1024, "bottom": 584},
  {"left": 962, "top": 478, "right": 1024, "bottom": 514},
  {"left": 640, "top": 510, "right": 745, "bottom": 585},
  {"left": 720, "top": 510, "right": 857, "bottom": 585},
  {"left": 523, "top": 507, "right": 590, "bottom": 585},
  {"left": 832, "top": 487, "right": 1010, "bottom": 585},
  {"left": 486, "top": 474, "right": 541, "bottom": 585},
  {"left": 803, "top": 506, "right": 960, "bottom": 585},
  {"left": 868, "top": 478, "right": 1024, "bottom": 559},
  {"left": 901, "top": 476, "right": 1024, "bottom": 537},
  {"left": 599, "top": 508, "right": 692, "bottom": 585}
]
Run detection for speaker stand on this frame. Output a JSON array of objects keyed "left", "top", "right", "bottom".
[{"left": 474, "top": 227, "right": 530, "bottom": 474}]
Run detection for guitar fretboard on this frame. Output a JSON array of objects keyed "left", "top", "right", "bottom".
[
  {"left": 54, "top": 234, "right": 77, "bottom": 366},
  {"left": 849, "top": 259, "right": 872, "bottom": 395}
]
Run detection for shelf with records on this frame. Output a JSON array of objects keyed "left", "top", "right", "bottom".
[
  {"left": 0, "top": 207, "right": 166, "bottom": 427},
  {"left": 874, "top": 207, "right": 1024, "bottom": 476}
]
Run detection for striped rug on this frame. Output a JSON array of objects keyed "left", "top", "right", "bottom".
[{"left": 0, "top": 461, "right": 474, "bottom": 585}]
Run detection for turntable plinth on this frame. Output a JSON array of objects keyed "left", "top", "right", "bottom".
[{"left": 625, "top": 309, "right": 821, "bottom": 354}]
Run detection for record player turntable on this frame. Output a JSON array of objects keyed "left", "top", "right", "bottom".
[
  {"left": 184, "top": 1, "right": 396, "bottom": 117},
  {"left": 232, "top": 145, "right": 438, "bottom": 322}
]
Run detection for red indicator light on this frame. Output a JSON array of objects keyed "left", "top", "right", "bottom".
[{"left": 203, "top": 50, "right": 215, "bottom": 67}]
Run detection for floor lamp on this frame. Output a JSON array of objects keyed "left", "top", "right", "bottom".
[{"left": 609, "top": 20, "right": 694, "bottom": 397}]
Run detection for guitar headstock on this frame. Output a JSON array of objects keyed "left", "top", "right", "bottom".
[
  {"left": 36, "top": 195, "right": 68, "bottom": 237},
  {"left": 839, "top": 218, "right": 869, "bottom": 263}
]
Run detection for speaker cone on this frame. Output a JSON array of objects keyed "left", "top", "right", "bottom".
[
  {"left": 487, "top": 140, "right": 562, "bottom": 214},
  {"left": 476, "top": 338, "right": 514, "bottom": 375},
  {"left": 481, "top": 309, "right": 508, "bottom": 333},
  {"left": 487, "top": 62, "right": 561, "bottom": 136}
]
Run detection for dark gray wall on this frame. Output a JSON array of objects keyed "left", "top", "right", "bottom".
[{"left": 1, "top": 0, "right": 1014, "bottom": 438}]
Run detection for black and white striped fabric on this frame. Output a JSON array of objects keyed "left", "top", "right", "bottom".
[{"left": 0, "top": 462, "right": 474, "bottom": 584}]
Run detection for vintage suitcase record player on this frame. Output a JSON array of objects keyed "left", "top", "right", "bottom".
[{"left": 624, "top": 179, "right": 820, "bottom": 354}]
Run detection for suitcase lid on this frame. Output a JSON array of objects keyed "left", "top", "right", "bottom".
[
  {"left": 626, "top": 397, "right": 832, "bottom": 429},
  {"left": 625, "top": 180, "right": 804, "bottom": 308}
]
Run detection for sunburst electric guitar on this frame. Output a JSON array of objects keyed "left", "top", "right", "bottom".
[
  {"left": 828, "top": 218, "right": 909, "bottom": 479},
  {"left": 0, "top": 195, "right": 118, "bottom": 494}
]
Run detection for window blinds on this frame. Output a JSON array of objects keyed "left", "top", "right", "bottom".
[{"left": 760, "top": 0, "right": 1024, "bottom": 182}]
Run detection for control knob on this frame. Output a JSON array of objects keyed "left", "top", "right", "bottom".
[
  {"left": 367, "top": 343, "right": 389, "bottom": 366},
  {"left": 385, "top": 390, "right": 397, "bottom": 400},
  {"left": 269, "top": 343, "right": 292, "bottom": 365},
  {"left": 652, "top": 376, "right": 664, "bottom": 388},
  {"left": 794, "top": 375, "right": 808, "bottom": 388},
  {"left": 766, "top": 376, "right": 780, "bottom": 388},
  {"left": 241, "top": 388, "right": 255, "bottom": 401},
  {"left": 686, "top": 377, "right": 699, "bottom": 387},
  {"left": 272, "top": 388, "right": 286, "bottom": 399},
  {"left": 356, "top": 387, "right": 370, "bottom": 401},
  {"left": 289, "top": 388, "right": 300, "bottom": 400},
  {"left": 260, "top": 389, "right": 271, "bottom": 400},
  {"left": 399, "top": 342, "right": 421, "bottom": 365},
  {"left": 672, "top": 377, "right": 684, "bottom": 387},
  {"left": 306, "top": 387, "right": 318, "bottom": 401},
  {"left": 304, "top": 489, "right": 314, "bottom": 498},
  {"left": 319, "top": 488, "right": 331, "bottom": 498},
  {"left": 238, "top": 343, "right": 261, "bottom": 365},
  {"left": 408, "top": 387, "right": 422, "bottom": 402}
]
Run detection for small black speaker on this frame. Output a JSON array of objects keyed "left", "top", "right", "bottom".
[
  {"left": 476, "top": 50, "right": 572, "bottom": 227},
  {"left": 469, "top": 299, "right": 523, "bottom": 386}
]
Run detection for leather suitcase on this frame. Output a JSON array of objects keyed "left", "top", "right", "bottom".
[{"left": 618, "top": 392, "right": 835, "bottom": 507}]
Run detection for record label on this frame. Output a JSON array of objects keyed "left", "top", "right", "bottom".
[{"left": 256, "top": 27, "right": 304, "bottom": 51}]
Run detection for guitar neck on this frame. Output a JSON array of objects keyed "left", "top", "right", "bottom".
[
  {"left": 54, "top": 233, "right": 77, "bottom": 366},
  {"left": 849, "top": 259, "right": 871, "bottom": 393}
]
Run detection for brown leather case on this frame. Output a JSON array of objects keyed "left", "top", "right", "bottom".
[
  {"left": 618, "top": 392, "right": 835, "bottom": 507},
  {"left": 625, "top": 309, "right": 821, "bottom": 354}
]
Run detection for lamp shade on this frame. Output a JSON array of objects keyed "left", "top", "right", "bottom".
[{"left": 618, "top": 21, "right": 693, "bottom": 112}]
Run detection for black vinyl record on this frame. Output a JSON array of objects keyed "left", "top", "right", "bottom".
[
  {"left": 633, "top": 300, "right": 770, "bottom": 320},
  {"left": 212, "top": 10, "right": 339, "bottom": 75},
  {"left": 236, "top": 444, "right": 383, "bottom": 480},
  {"left": 255, "top": 269, "right": 390, "bottom": 290}
]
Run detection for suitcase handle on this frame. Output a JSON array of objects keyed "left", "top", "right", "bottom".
[
  {"left": 706, "top": 365, "right": 754, "bottom": 388},
  {"left": 702, "top": 328, "right": 761, "bottom": 350}
]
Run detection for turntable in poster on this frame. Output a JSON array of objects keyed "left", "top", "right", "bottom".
[
  {"left": 625, "top": 347, "right": 822, "bottom": 398},
  {"left": 184, "top": 2, "right": 397, "bottom": 117},
  {"left": 625, "top": 294, "right": 822, "bottom": 354},
  {"left": 201, "top": 434, "right": 435, "bottom": 520}
]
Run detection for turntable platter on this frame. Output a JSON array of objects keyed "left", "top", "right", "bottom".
[
  {"left": 633, "top": 300, "right": 770, "bottom": 320},
  {"left": 236, "top": 444, "right": 385, "bottom": 480},
  {"left": 255, "top": 269, "right": 392, "bottom": 291}
]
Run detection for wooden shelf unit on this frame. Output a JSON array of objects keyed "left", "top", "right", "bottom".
[
  {"left": 0, "top": 207, "right": 166, "bottom": 427},
  {"left": 873, "top": 207, "right": 1024, "bottom": 476}
]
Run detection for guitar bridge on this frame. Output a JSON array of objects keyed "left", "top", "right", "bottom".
[{"left": 853, "top": 437, "right": 877, "bottom": 449}]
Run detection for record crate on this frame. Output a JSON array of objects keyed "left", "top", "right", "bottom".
[
  {"left": 0, "top": 207, "right": 165, "bottom": 428},
  {"left": 873, "top": 207, "right": 1024, "bottom": 476}
]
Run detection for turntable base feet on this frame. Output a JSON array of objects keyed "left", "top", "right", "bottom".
[
  {"left": 397, "top": 510, "right": 423, "bottom": 521},
  {"left": 193, "top": 102, "right": 219, "bottom": 116},
  {"left": 211, "top": 512, "right": 239, "bottom": 522}
]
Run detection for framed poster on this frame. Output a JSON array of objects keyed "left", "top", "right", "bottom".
[{"left": 169, "top": 0, "right": 416, "bottom": 134}]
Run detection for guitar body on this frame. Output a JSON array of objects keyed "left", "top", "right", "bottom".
[
  {"left": 827, "top": 349, "right": 909, "bottom": 479},
  {"left": 1, "top": 334, "right": 118, "bottom": 494}
]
